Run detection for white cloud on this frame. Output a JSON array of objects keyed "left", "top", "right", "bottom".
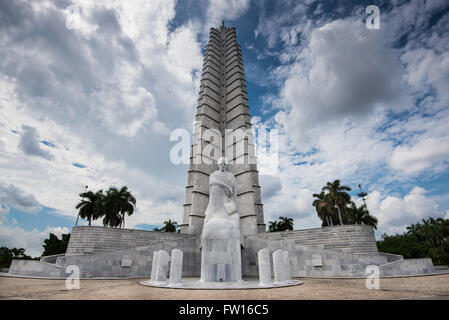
[
  {"left": 276, "top": 18, "right": 410, "bottom": 145},
  {"left": 262, "top": 187, "right": 317, "bottom": 230},
  {"left": 0, "top": 205, "right": 10, "bottom": 223},
  {"left": 254, "top": 0, "right": 309, "bottom": 48},
  {"left": 19, "top": 125, "right": 54, "bottom": 160},
  {"left": 259, "top": 175, "right": 281, "bottom": 200},
  {"left": 389, "top": 138, "right": 449, "bottom": 174},
  {"left": 367, "top": 187, "right": 444, "bottom": 235},
  {"left": 0, "top": 0, "right": 203, "bottom": 229},
  {"left": 0, "top": 183, "right": 42, "bottom": 213},
  {"left": 91, "top": 80, "right": 158, "bottom": 137},
  {"left": 0, "top": 224, "right": 69, "bottom": 257},
  {"left": 206, "top": 0, "right": 251, "bottom": 28}
]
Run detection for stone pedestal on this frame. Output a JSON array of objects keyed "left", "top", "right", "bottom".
[
  {"left": 258, "top": 248, "right": 272, "bottom": 286},
  {"left": 273, "top": 249, "right": 292, "bottom": 284},
  {"left": 154, "top": 250, "right": 169, "bottom": 283},
  {"left": 273, "top": 249, "right": 284, "bottom": 283},
  {"left": 169, "top": 249, "right": 183, "bottom": 285},
  {"left": 283, "top": 250, "right": 292, "bottom": 281},
  {"left": 150, "top": 250, "right": 160, "bottom": 282}
]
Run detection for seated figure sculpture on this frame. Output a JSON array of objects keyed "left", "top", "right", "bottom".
[{"left": 200, "top": 157, "right": 242, "bottom": 282}]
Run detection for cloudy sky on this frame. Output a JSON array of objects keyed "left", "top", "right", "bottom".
[{"left": 1, "top": 0, "right": 448, "bottom": 257}]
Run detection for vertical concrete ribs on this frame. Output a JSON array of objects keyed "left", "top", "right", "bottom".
[{"left": 180, "top": 23, "right": 266, "bottom": 237}]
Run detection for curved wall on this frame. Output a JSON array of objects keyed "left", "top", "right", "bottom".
[
  {"left": 247, "top": 224, "right": 378, "bottom": 254},
  {"left": 66, "top": 226, "right": 199, "bottom": 256}
]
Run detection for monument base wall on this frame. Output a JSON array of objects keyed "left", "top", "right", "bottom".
[
  {"left": 6, "top": 225, "right": 440, "bottom": 279},
  {"left": 66, "top": 226, "right": 197, "bottom": 256}
]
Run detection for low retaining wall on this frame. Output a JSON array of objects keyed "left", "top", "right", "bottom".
[
  {"left": 379, "top": 252, "right": 404, "bottom": 263},
  {"left": 8, "top": 260, "right": 71, "bottom": 278},
  {"left": 378, "top": 258, "right": 435, "bottom": 276},
  {"left": 40, "top": 253, "right": 65, "bottom": 264}
]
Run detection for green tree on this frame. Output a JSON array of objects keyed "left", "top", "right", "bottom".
[
  {"left": 346, "top": 202, "right": 378, "bottom": 229},
  {"left": 0, "top": 247, "right": 34, "bottom": 268},
  {"left": 161, "top": 219, "right": 178, "bottom": 232},
  {"left": 0, "top": 247, "right": 13, "bottom": 268},
  {"left": 377, "top": 217, "right": 449, "bottom": 265},
  {"left": 75, "top": 190, "right": 104, "bottom": 226},
  {"left": 267, "top": 220, "right": 279, "bottom": 232},
  {"left": 61, "top": 234, "right": 71, "bottom": 253},
  {"left": 322, "top": 179, "right": 351, "bottom": 226},
  {"left": 313, "top": 191, "right": 334, "bottom": 227},
  {"left": 10, "top": 248, "right": 25, "bottom": 258},
  {"left": 42, "top": 233, "right": 71, "bottom": 256},
  {"left": 100, "top": 186, "right": 136, "bottom": 228},
  {"left": 278, "top": 216, "right": 294, "bottom": 231},
  {"left": 267, "top": 216, "right": 294, "bottom": 232}
]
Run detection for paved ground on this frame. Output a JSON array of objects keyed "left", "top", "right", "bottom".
[{"left": 1, "top": 274, "right": 449, "bottom": 300}]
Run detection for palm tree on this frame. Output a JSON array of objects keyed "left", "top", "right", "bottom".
[
  {"left": 313, "top": 191, "right": 333, "bottom": 227},
  {"left": 101, "top": 186, "right": 136, "bottom": 228},
  {"left": 278, "top": 216, "right": 294, "bottom": 231},
  {"left": 322, "top": 179, "right": 351, "bottom": 226},
  {"left": 267, "top": 220, "right": 278, "bottom": 232},
  {"left": 10, "top": 248, "right": 25, "bottom": 258},
  {"left": 116, "top": 186, "right": 136, "bottom": 228},
  {"left": 75, "top": 190, "right": 104, "bottom": 226},
  {"left": 161, "top": 219, "right": 178, "bottom": 232},
  {"left": 347, "top": 202, "right": 378, "bottom": 229}
]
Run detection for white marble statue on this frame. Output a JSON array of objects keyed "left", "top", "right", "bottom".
[{"left": 200, "top": 157, "right": 242, "bottom": 282}]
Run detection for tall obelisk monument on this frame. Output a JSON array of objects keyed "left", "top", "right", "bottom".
[{"left": 180, "top": 22, "right": 265, "bottom": 238}]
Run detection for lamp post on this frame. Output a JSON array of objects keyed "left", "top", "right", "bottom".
[
  {"left": 357, "top": 184, "right": 368, "bottom": 210},
  {"left": 75, "top": 185, "right": 88, "bottom": 226}
]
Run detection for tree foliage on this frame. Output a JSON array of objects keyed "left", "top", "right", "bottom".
[
  {"left": 42, "top": 233, "right": 71, "bottom": 256},
  {"left": 267, "top": 216, "right": 294, "bottom": 232},
  {"left": 377, "top": 217, "right": 449, "bottom": 265},
  {"left": 153, "top": 219, "right": 179, "bottom": 232},
  {"left": 313, "top": 179, "right": 378, "bottom": 229},
  {"left": 0, "top": 247, "right": 34, "bottom": 268},
  {"left": 75, "top": 186, "right": 136, "bottom": 228}
]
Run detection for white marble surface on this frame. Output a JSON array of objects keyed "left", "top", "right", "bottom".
[
  {"left": 154, "top": 250, "right": 169, "bottom": 283},
  {"left": 200, "top": 160, "right": 242, "bottom": 282},
  {"left": 140, "top": 278, "right": 302, "bottom": 290},
  {"left": 273, "top": 249, "right": 285, "bottom": 284},
  {"left": 169, "top": 249, "right": 183, "bottom": 285},
  {"left": 258, "top": 248, "right": 272, "bottom": 286},
  {"left": 150, "top": 250, "right": 160, "bottom": 282},
  {"left": 283, "top": 250, "right": 292, "bottom": 282}
]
